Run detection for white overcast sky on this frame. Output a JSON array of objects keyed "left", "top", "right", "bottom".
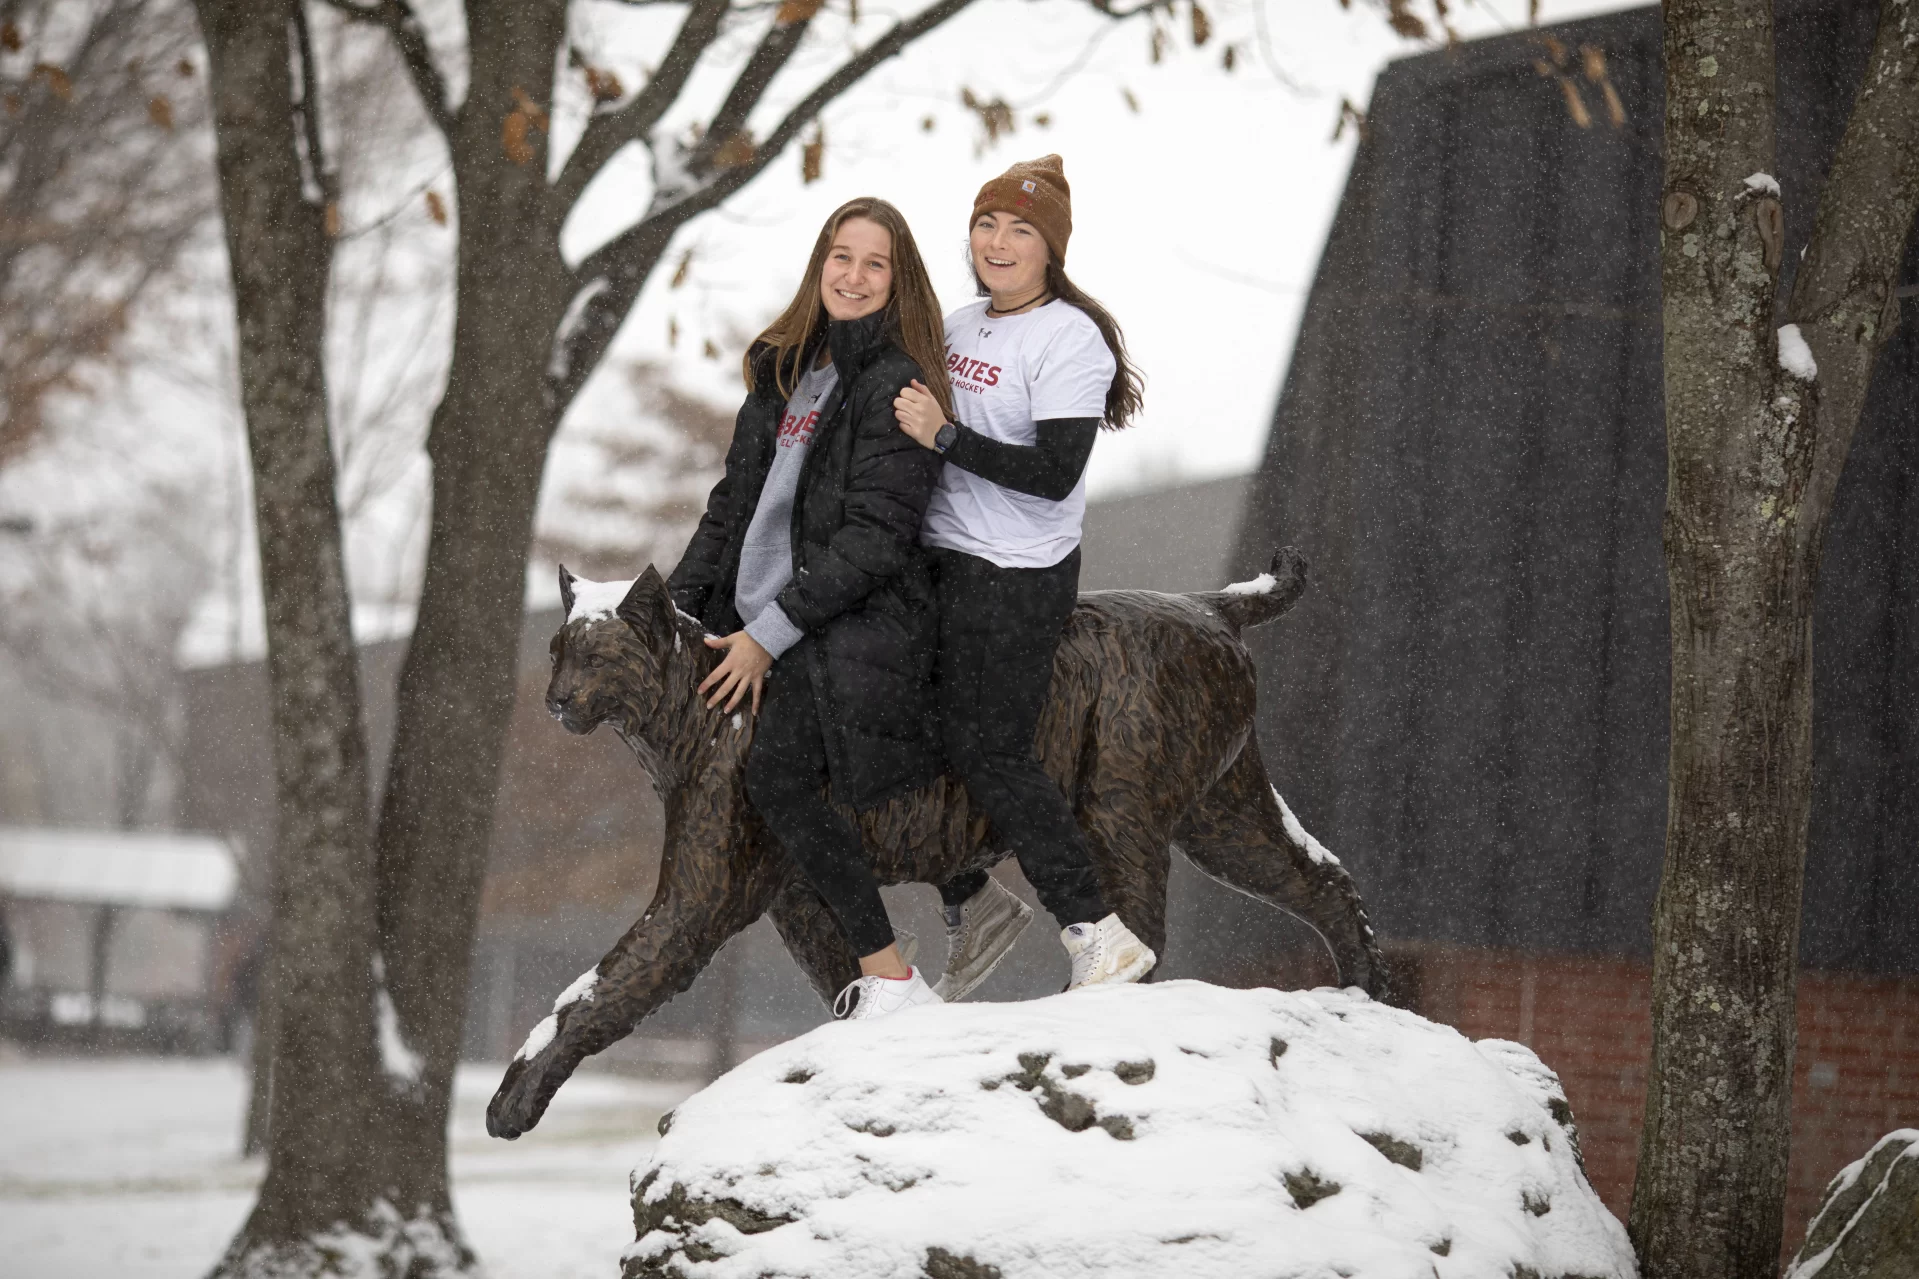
[{"left": 544, "top": 0, "right": 1650, "bottom": 506}]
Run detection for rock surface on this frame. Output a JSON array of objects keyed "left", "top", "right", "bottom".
[
  {"left": 1786, "top": 1130, "right": 1919, "bottom": 1279},
  {"left": 623, "top": 982, "right": 1636, "bottom": 1279}
]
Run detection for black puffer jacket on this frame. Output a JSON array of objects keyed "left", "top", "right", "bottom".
[{"left": 667, "top": 309, "right": 942, "bottom": 809}]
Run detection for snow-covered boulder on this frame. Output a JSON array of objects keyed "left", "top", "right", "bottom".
[
  {"left": 1785, "top": 1129, "right": 1919, "bottom": 1279},
  {"left": 623, "top": 982, "right": 1636, "bottom": 1279}
]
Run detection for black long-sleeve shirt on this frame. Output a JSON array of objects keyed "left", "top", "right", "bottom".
[{"left": 941, "top": 416, "right": 1099, "bottom": 502}]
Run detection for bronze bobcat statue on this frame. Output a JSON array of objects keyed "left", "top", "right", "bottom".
[{"left": 487, "top": 548, "right": 1385, "bottom": 1139}]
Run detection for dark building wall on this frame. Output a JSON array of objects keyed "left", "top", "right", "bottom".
[{"left": 1231, "top": 0, "right": 1919, "bottom": 971}]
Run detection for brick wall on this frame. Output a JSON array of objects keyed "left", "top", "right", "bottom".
[{"left": 1390, "top": 943, "right": 1919, "bottom": 1252}]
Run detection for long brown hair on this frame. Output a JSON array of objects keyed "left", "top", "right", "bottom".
[
  {"left": 971, "top": 260, "right": 1145, "bottom": 432},
  {"left": 746, "top": 198, "right": 955, "bottom": 420}
]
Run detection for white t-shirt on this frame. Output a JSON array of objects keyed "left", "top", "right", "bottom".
[{"left": 920, "top": 298, "right": 1116, "bottom": 568}]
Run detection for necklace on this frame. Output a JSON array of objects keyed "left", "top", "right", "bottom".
[{"left": 985, "top": 290, "right": 1052, "bottom": 319}]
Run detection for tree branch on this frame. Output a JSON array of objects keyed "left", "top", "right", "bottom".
[
  {"left": 1786, "top": 0, "right": 1919, "bottom": 560},
  {"left": 552, "top": 0, "right": 732, "bottom": 212},
  {"left": 315, "top": 0, "right": 455, "bottom": 135},
  {"left": 548, "top": 0, "right": 977, "bottom": 412},
  {"left": 292, "top": 1, "right": 333, "bottom": 205},
  {"left": 683, "top": 14, "right": 814, "bottom": 176}
]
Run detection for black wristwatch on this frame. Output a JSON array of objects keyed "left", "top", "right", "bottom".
[{"left": 933, "top": 422, "right": 958, "bottom": 454}]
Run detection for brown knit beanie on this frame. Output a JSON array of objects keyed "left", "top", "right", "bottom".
[{"left": 972, "top": 154, "right": 1073, "bottom": 266}]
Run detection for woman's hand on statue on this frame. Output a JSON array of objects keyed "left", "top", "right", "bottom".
[
  {"left": 893, "top": 380, "right": 946, "bottom": 449},
  {"left": 699, "top": 631, "right": 772, "bottom": 715}
]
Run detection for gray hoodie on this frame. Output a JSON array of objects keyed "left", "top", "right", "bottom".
[{"left": 736, "top": 361, "right": 839, "bottom": 657}]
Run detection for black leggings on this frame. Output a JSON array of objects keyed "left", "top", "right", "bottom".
[
  {"left": 930, "top": 546, "right": 1109, "bottom": 927},
  {"left": 743, "top": 646, "right": 896, "bottom": 957}
]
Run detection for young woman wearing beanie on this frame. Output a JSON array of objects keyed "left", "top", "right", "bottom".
[
  {"left": 893, "top": 155, "right": 1155, "bottom": 999},
  {"left": 669, "top": 197, "right": 955, "bottom": 1021}
]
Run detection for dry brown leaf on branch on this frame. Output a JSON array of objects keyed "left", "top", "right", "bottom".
[
  {"left": 668, "top": 317, "right": 680, "bottom": 348},
  {"left": 960, "top": 87, "right": 1016, "bottom": 147},
  {"left": 583, "top": 65, "right": 624, "bottom": 104},
  {"left": 33, "top": 63, "right": 73, "bottom": 101},
  {"left": 670, "top": 248, "right": 694, "bottom": 288},
  {"left": 1540, "top": 34, "right": 1567, "bottom": 65},
  {"left": 1580, "top": 44, "right": 1626, "bottom": 126},
  {"left": 1120, "top": 86, "right": 1140, "bottom": 113},
  {"left": 776, "top": 0, "right": 826, "bottom": 23},
  {"left": 502, "top": 110, "right": 534, "bottom": 165},
  {"left": 1557, "top": 77, "right": 1591, "bottom": 128},
  {"left": 176, "top": 57, "right": 194, "bottom": 78},
  {"left": 1190, "top": 1, "right": 1211, "bottom": 46},
  {"left": 1, "top": 23, "right": 21, "bottom": 53},
  {"left": 1528, "top": 0, "right": 1540, "bottom": 24},
  {"left": 1597, "top": 78, "right": 1625, "bottom": 127},
  {"left": 703, "top": 339, "right": 720, "bottom": 360},
  {"left": 147, "top": 96, "right": 173, "bottom": 131},
  {"left": 713, "top": 131, "right": 756, "bottom": 168},
  {"left": 510, "top": 85, "right": 549, "bottom": 131},
  {"left": 1332, "top": 97, "right": 1368, "bottom": 141},
  {"left": 1386, "top": 0, "right": 1426, "bottom": 39},
  {"left": 1222, "top": 43, "right": 1237, "bottom": 71},
  {"left": 850, "top": 0, "right": 861, "bottom": 23},
  {"left": 801, "top": 125, "right": 825, "bottom": 184},
  {"left": 425, "top": 190, "right": 448, "bottom": 225},
  {"left": 1033, "top": 111, "right": 1051, "bottom": 128},
  {"left": 921, "top": 115, "right": 935, "bottom": 131},
  {"left": 324, "top": 202, "right": 342, "bottom": 238},
  {"left": 1149, "top": 25, "right": 1166, "bottom": 63}
]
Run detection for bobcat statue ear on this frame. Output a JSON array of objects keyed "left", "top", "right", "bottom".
[
  {"left": 616, "top": 566, "right": 676, "bottom": 642},
  {"left": 558, "top": 564, "right": 578, "bottom": 618}
]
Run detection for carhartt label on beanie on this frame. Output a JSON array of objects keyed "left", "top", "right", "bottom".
[{"left": 972, "top": 154, "right": 1073, "bottom": 265}]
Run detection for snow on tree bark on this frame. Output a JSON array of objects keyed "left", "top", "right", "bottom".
[{"left": 1630, "top": 1, "right": 1919, "bottom": 1277}]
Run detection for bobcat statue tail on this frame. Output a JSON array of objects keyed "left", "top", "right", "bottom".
[{"left": 1189, "top": 546, "right": 1309, "bottom": 634}]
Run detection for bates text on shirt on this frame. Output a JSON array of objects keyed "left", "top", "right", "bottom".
[
  {"left": 778, "top": 409, "right": 820, "bottom": 447},
  {"left": 947, "top": 351, "right": 1002, "bottom": 390}
]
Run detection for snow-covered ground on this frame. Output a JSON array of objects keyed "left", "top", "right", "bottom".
[{"left": 0, "top": 1050, "right": 694, "bottom": 1279}]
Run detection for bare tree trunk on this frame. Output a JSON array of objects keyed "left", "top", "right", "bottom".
[
  {"left": 364, "top": 0, "right": 576, "bottom": 1210},
  {"left": 1629, "top": 2, "right": 1919, "bottom": 1275},
  {"left": 87, "top": 904, "right": 117, "bottom": 1041},
  {"left": 242, "top": 948, "right": 275, "bottom": 1157},
  {"left": 192, "top": 1, "right": 430, "bottom": 1271}
]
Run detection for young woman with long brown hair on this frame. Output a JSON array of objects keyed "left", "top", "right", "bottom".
[
  {"left": 668, "top": 197, "right": 956, "bottom": 1020},
  {"left": 893, "top": 155, "right": 1154, "bottom": 1001}
]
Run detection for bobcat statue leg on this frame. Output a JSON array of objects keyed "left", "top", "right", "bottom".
[
  {"left": 487, "top": 786, "right": 785, "bottom": 1139},
  {"left": 1173, "top": 737, "right": 1389, "bottom": 1000},
  {"left": 766, "top": 870, "right": 863, "bottom": 1008}
]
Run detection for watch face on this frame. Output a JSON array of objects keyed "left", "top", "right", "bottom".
[{"left": 936, "top": 424, "right": 957, "bottom": 452}]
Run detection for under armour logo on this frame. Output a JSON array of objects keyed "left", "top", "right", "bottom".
[{"left": 979, "top": 328, "right": 992, "bottom": 339}]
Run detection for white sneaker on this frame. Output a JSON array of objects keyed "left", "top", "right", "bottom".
[
  {"left": 1062, "top": 914, "right": 1156, "bottom": 990},
  {"left": 833, "top": 967, "right": 943, "bottom": 1021},
  {"left": 932, "top": 876, "right": 1034, "bottom": 1002}
]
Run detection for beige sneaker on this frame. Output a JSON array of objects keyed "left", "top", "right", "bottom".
[
  {"left": 832, "top": 967, "right": 943, "bottom": 1021},
  {"left": 932, "top": 876, "right": 1034, "bottom": 1002},
  {"left": 1062, "top": 914, "right": 1156, "bottom": 990}
]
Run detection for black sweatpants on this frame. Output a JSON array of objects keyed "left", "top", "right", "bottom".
[
  {"left": 743, "top": 646, "right": 896, "bottom": 957},
  {"left": 930, "top": 546, "right": 1109, "bottom": 927}
]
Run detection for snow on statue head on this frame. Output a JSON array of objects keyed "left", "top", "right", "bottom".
[
  {"left": 489, "top": 546, "right": 1386, "bottom": 1147},
  {"left": 546, "top": 564, "right": 696, "bottom": 739}
]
